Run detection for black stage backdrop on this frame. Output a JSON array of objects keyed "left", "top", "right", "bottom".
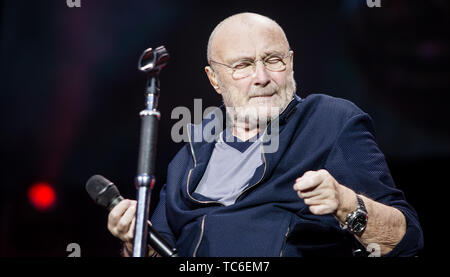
[{"left": 1, "top": 0, "right": 448, "bottom": 257}]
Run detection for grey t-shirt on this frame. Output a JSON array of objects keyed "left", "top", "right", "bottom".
[{"left": 194, "top": 129, "right": 264, "bottom": 206}]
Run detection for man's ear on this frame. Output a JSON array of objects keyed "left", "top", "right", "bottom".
[{"left": 205, "top": 66, "right": 221, "bottom": 94}]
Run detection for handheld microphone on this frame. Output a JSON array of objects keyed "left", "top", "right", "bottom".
[{"left": 85, "top": 174, "right": 178, "bottom": 257}]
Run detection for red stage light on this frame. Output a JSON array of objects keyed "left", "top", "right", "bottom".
[{"left": 28, "top": 182, "right": 56, "bottom": 211}]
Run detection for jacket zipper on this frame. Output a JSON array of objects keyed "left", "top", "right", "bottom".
[
  {"left": 186, "top": 124, "right": 197, "bottom": 166},
  {"left": 279, "top": 226, "right": 290, "bottom": 257},
  {"left": 192, "top": 215, "right": 206, "bottom": 257}
]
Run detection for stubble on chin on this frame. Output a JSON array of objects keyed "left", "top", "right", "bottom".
[{"left": 220, "top": 74, "right": 296, "bottom": 130}]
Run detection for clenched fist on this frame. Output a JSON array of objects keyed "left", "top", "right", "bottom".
[
  {"left": 293, "top": 169, "right": 356, "bottom": 218},
  {"left": 107, "top": 199, "right": 157, "bottom": 257}
]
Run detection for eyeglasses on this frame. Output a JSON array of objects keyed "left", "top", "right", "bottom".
[{"left": 209, "top": 51, "right": 292, "bottom": 80}]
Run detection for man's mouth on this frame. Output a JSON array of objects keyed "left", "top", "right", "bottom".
[{"left": 250, "top": 92, "right": 276, "bottom": 99}]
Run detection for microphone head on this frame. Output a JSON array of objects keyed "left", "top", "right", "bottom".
[
  {"left": 138, "top": 46, "right": 169, "bottom": 73},
  {"left": 85, "top": 175, "right": 123, "bottom": 211}
]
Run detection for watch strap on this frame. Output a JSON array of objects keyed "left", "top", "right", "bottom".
[{"left": 356, "top": 194, "right": 367, "bottom": 213}]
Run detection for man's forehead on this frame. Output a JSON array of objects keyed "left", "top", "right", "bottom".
[{"left": 212, "top": 23, "right": 289, "bottom": 62}]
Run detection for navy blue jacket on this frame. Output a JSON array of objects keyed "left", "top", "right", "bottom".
[{"left": 151, "top": 94, "right": 424, "bottom": 257}]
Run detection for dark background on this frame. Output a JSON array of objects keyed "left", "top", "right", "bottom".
[{"left": 1, "top": 0, "right": 448, "bottom": 257}]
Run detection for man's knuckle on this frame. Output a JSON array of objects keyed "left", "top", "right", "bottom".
[
  {"left": 110, "top": 229, "right": 119, "bottom": 238},
  {"left": 333, "top": 190, "right": 339, "bottom": 200},
  {"left": 107, "top": 222, "right": 115, "bottom": 232},
  {"left": 320, "top": 169, "right": 330, "bottom": 176},
  {"left": 124, "top": 234, "right": 132, "bottom": 242},
  {"left": 108, "top": 211, "right": 117, "bottom": 221},
  {"left": 117, "top": 220, "right": 127, "bottom": 230},
  {"left": 304, "top": 170, "right": 313, "bottom": 177}
]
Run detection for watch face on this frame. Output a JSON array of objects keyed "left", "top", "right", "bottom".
[{"left": 350, "top": 213, "right": 368, "bottom": 234}]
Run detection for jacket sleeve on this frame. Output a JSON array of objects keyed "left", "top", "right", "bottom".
[
  {"left": 324, "top": 112, "right": 424, "bottom": 257},
  {"left": 150, "top": 184, "right": 176, "bottom": 248}
]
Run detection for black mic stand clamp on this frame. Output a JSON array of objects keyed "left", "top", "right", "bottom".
[{"left": 133, "top": 46, "right": 169, "bottom": 257}]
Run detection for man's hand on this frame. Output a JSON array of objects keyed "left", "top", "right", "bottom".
[
  {"left": 293, "top": 169, "right": 408, "bottom": 255},
  {"left": 108, "top": 199, "right": 137, "bottom": 243},
  {"left": 293, "top": 169, "right": 356, "bottom": 220},
  {"left": 107, "top": 199, "right": 158, "bottom": 257},
  {"left": 107, "top": 199, "right": 137, "bottom": 256}
]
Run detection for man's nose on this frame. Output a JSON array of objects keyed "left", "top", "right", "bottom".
[{"left": 252, "top": 60, "right": 270, "bottom": 87}]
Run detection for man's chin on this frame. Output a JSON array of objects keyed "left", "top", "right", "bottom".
[
  {"left": 249, "top": 100, "right": 284, "bottom": 115},
  {"left": 231, "top": 106, "right": 281, "bottom": 128},
  {"left": 224, "top": 96, "right": 289, "bottom": 128}
]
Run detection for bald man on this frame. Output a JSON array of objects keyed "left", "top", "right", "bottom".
[{"left": 107, "top": 13, "right": 423, "bottom": 257}]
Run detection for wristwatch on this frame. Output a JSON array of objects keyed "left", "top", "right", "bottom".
[{"left": 342, "top": 194, "right": 368, "bottom": 235}]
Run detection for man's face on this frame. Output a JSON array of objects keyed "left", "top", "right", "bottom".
[{"left": 209, "top": 20, "right": 296, "bottom": 128}]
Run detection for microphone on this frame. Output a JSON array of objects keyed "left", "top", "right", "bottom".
[{"left": 86, "top": 175, "right": 178, "bottom": 257}]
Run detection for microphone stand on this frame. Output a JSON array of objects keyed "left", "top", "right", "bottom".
[{"left": 132, "top": 46, "right": 169, "bottom": 257}]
